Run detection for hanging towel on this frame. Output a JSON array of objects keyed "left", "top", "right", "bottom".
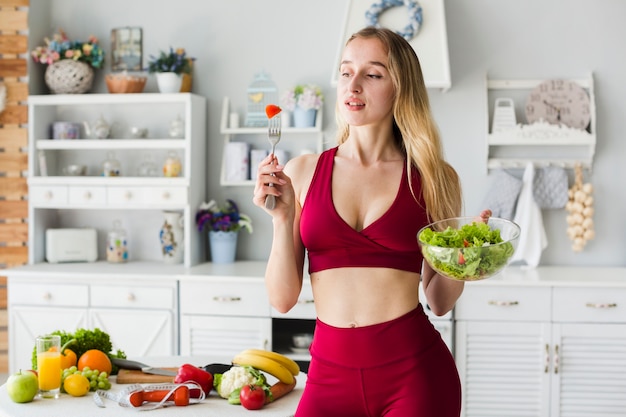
[
  {"left": 481, "top": 169, "right": 523, "bottom": 220},
  {"left": 511, "top": 163, "right": 547, "bottom": 268}
]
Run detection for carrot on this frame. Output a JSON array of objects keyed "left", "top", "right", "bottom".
[{"left": 265, "top": 378, "right": 296, "bottom": 404}]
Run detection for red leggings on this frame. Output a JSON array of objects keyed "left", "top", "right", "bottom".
[{"left": 295, "top": 304, "right": 461, "bottom": 417}]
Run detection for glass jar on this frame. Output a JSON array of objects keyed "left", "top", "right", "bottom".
[
  {"left": 106, "top": 220, "right": 128, "bottom": 263},
  {"left": 102, "top": 151, "right": 121, "bottom": 177},
  {"left": 163, "top": 151, "right": 182, "bottom": 177},
  {"left": 138, "top": 153, "right": 159, "bottom": 177}
]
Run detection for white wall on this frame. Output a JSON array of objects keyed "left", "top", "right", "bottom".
[{"left": 29, "top": 0, "right": 626, "bottom": 266}]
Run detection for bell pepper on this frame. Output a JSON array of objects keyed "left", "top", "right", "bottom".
[{"left": 174, "top": 364, "right": 213, "bottom": 397}]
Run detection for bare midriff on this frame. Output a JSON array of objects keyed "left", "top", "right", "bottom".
[{"left": 310, "top": 267, "right": 421, "bottom": 328}]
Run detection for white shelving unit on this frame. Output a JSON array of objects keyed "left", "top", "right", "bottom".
[
  {"left": 27, "top": 93, "right": 207, "bottom": 267},
  {"left": 485, "top": 75, "right": 596, "bottom": 172},
  {"left": 219, "top": 96, "right": 325, "bottom": 186}
]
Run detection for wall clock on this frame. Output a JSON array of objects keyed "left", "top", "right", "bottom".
[{"left": 525, "top": 79, "right": 591, "bottom": 130}]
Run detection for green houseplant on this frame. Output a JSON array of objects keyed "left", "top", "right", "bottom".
[{"left": 147, "top": 47, "right": 195, "bottom": 93}]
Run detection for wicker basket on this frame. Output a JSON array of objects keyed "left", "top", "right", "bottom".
[
  {"left": 45, "top": 60, "right": 94, "bottom": 94},
  {"left": 105, "top": 74, "right": 147, "bottom": 94}
]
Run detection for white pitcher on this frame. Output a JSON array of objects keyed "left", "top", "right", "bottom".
[{"left": 159, "top": 211, "right": 184, "bottom": 264}]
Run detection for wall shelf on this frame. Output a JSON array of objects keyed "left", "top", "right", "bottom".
[
  {"left": 219, "top": 97, "right": 325, "bottom": 186},
  {"left": 485, "top": 74, "right": 596, "bottom": 172}
]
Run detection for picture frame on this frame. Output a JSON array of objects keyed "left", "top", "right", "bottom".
[
  {"left": 331, "top": 0, "right": 451, "bottom": 90},
  {"left": 111, "top": 27, "right": 143, "bottom": 72}
]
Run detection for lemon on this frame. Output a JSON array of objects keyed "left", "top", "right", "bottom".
[{"left": 63, "top": 374, "right": 90, "bottom": 397}]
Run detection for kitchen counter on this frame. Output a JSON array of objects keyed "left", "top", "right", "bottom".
[{"left": 0, "top": 357, "right": 305, "bottom": 417}]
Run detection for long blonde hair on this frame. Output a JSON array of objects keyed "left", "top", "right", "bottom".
[{"left": 335, "top": 27, "right": 462, "bottom": 224}]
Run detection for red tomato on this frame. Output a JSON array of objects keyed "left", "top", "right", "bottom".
[
  {"left": 265, "top": 104, "right": 282, "bottom": 119},
  {"left": 240, "top": 384, "right": 266, "bottom": 410}
]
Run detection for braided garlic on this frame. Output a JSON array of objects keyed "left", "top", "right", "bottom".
[{"left": 565, "top": 164, "right": 594, "bottom": 251}]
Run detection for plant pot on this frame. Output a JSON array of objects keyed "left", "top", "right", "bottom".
[
  {"left": 45, "top": 60, "right": 94, "bottom": 94},
  {"left": 293, "top": 107, "right": 317, "bottom": 128},
  {"left": 209, "top": 231, "right": 238, "bottom": 264},
  {"left": 156, "top": 72, "right": 183, "bottom": 93}
]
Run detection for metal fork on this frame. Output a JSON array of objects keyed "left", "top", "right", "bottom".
[{"left": 265, "top": 114, "right": 282, "bottom": 210}]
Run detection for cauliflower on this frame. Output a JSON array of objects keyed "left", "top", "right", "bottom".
[{"left": 216, "top": 366, "right": 263, "bottom": 399}]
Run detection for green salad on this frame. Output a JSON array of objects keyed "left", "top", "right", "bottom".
[{"left": 418, "top": 221, "right": 515, "bottom": 281}]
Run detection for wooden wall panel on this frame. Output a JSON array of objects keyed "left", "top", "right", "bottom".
[
  {"left": 0, "top": 200, "right": 27, "bottom": 218},
  {"left": 0, "top": 126, "right": 27, "bottom": 150},
  {"left": 1, "top": 0, "right": 29, "bottom": 374},
  {"left": 0, "top": 177, "right": 27, "bottom": 198},
  {"left": 0, "top": 34, "right": 27, "bottom": 55}
]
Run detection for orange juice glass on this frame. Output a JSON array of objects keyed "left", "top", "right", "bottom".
[{"left": 36, "top": 335, "right": 61, "bottom": 398}]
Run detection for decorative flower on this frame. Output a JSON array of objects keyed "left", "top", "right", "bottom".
[
  {"left": 30, "top": 29, "right": 104, "bottom": 69},
  {"left": 281, "top": 84, "right": 324, "bottom": 111},
  {"left": 195, "top": 199, "right": 253, "bottom": 233},
  {"left": 147, "top": 47, "right": 195, "bottom": 74}
]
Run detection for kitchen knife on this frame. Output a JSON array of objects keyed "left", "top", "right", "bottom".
[{"left": 112, "top": 358, "right": 178, "bottom": 376}]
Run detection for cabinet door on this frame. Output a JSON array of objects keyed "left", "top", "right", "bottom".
[
  {"left": 551, "top": 323, "right": 626, "bottom": 417},
  {"left": 9, "top": 306, "right": 88, "bottom": 372},
  {"left": 455, "top": 320, "right": 551, "bottom": 417},
  {"left": 90, "top": 309, "right": 176, "bottom": 357},
  {"left": 179, "top": 315, "right": 271, "bottom": 359}
]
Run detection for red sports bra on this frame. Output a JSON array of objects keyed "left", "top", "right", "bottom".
[{"left": 300, "top": 147, "right": 429, "bottom": 274}]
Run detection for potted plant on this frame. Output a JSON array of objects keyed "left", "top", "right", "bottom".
[
  {"left": 31, "top": 29, "right": 104, "bottom": 94},
  {"left": 281, "top": 84, "right": 324, "bottom": 127},
  {"left": 196, "top": 199, "right": 253, "bottom": 263},
  {"left": 147, "top": 47, "right": 195, "bottom": 93}
]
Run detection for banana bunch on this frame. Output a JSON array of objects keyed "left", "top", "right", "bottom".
[{"left": 232, "top": 349, "right": 300, "bottom": 385}]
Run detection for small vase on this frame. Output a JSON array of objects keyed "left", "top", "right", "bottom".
[
  {"left": 45, "top": 60, "right": 94, "bottom": 94},
  {"left": 160, "top": 211, "right": 184, "bottom": 264},
  {"left": 156, "top": 72, "right": 183, "bottom": 93},
  {"left": 209, "top": 231, "right": 238, "bottom": 264},
  {"left": 293, "top": 107, "right": 317, "bottom": 128}
]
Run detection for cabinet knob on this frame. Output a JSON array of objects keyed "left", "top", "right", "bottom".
[
  {"left": 124, "top": 191, "right": 133, "bottom": 200},
  {"left": 297, "top": 298, "right": 314, "bottom": 305},
  {"left": 44, "top": 191, "right": 53, "bottom": 200},
  {"left": 487, "top": 300, "right": 519, "bottom": 307},
  {"left": 83, "top": 191, "right": 92, "bottom": 200},
  {"left": 162, "top": 191, "right": 171, "bottom": 200},
  {"left": 212, "top": 296, "right": 241, "bottom": 303},
  {"left": 43, "top": 292, "right": 52, "bottom": 300},
  {"left": 585, "top": 302, "right": 617, "bottom": 309},
  {"left": 127, "top": 293, "right": 136, "bottom": 302}
]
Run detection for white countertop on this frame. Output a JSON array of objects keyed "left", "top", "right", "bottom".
[
  {"left": 0, "top": 356, "right": 305, "bottom": 417},
  {"left": 5, "top": 262, "right": 626, "bottom": 287}
]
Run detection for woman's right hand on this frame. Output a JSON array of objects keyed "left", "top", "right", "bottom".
[{"left": 253, "top": 154, "right": 294, "bottom": 216}]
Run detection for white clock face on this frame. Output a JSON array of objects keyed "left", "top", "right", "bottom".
[{"left": 525, "top": 79, "right": 591, "bottom": 130}]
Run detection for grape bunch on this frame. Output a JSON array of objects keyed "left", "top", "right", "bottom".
[{"left": 61, "top": 366, "right": 112, "bottom": 392}]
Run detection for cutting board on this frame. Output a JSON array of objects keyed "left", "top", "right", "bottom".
[{"left": 115, "top": 368, "right": 178, "bottom": 384}]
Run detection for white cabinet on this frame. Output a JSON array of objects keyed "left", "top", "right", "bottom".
[
  {"left": 486, "top": 75, "right": 596, "bottom": 172},
  {"left": 219, "top": 97, "right": 324, "bottom": 186},
  {"left": 7, "top": 268, "right": 179, "bottom": 373},
  {"left": 27, "top": 93, "right": 206, "bottom": 267},
  {"left": 179, "top": 264, "right": 273, "bottom": 357},
  {"left": 455, "top": 274, "right": 626, "bottom": 417}
]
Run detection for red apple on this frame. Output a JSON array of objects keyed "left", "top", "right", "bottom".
[{"left": 6, "top": 369, "right": 39, "bottom": 403}]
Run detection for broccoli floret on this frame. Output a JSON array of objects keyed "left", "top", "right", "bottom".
[{"left": 31, "top": 328, "right": 126, "bottom": 373}]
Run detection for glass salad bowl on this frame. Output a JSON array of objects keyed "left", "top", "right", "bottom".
[{"left": 417, "top": 217, "right": 521, "bottom": 281}]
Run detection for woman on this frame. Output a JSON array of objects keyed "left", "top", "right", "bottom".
[{"left": 254, "top": 27, "right": 485, "bottom": 417}]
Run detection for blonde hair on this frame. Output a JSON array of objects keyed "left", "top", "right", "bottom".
[{"left": 335, "top": 27, "right": 462, "bottom": 224}]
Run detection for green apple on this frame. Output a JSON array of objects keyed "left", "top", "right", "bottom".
[{"left": 6, "top": 369, "right": 39, "bottom": 403}]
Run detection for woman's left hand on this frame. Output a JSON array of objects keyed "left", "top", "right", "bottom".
[{"left": 476, "top": 209, "right": 492, "bottom": 223}]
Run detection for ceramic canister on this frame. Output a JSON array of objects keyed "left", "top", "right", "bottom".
[{"left": 51, "top": 122, "right": 82, "bottom": 139}]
